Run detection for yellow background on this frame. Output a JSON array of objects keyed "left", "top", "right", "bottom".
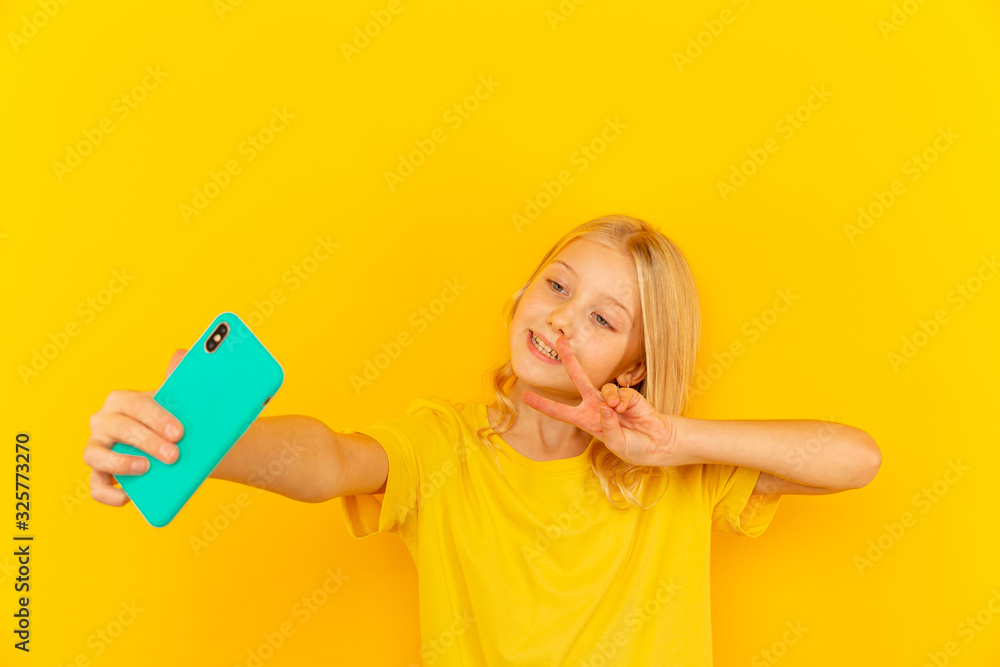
[{"left": 2, "top": 0, "right": 999, "bottom": 665}]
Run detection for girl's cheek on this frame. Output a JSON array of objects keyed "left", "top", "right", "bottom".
[{"left": 521, "top": 293, "right": 547, "bottom": 313}]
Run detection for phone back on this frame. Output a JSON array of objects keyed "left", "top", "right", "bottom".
[{"left": 111, "top": 312, "right": 284, "bottom": 528}]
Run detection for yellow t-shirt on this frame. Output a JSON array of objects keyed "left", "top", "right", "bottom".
[{"left": 339, "top": 395, "right": 781, "bottom": 666}]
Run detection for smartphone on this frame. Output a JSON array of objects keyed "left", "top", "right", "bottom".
[{"left": 111, "top": 311, "right": 284, "bottom": 528}]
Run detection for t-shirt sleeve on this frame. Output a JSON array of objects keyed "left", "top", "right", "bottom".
[
  {"left": 338, "top": 396, "right": 461, "bottom": 543},
  {"left": 676, "top": 463, "right": 781, "bottom": 537}
]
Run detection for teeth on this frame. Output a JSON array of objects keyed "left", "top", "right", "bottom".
[{"left": 531, "top": 333, "right": 560, "bottom": 360}]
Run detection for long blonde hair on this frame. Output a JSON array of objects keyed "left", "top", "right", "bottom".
[{"left": 475, "top": 214, "right": 702, "bottom": 510}]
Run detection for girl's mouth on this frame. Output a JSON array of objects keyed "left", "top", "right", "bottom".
[{"left": 527, "top": 330, "right": 562, "bottom": 364}]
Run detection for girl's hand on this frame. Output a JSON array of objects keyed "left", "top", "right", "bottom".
[
  {"left": 82, "top": 349, "right": 187, "bottom": 507},
  {"left": 521, "top": 336, "right": 685, "bottom": 468}
]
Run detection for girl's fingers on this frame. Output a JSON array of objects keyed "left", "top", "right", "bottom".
[
  {"left": 601, "top": 383, "right": 622, "bottom": 408},
  {"left": 102, "top": 389, "right": 184, "bottom": 444},
  {"left": 83, "top": 380, "right": 186, "bottom": 510},
  {"left": 599, "top": 402, "right": 624, "bottom": 454},
  {"left": 521, "top": 389, "right": 582, "bottom": 427},
  {"left": 621, "top": 388, "right": 641, "bottom": 410},
  {"left": 89, "top": 468, "right": 130, "bottom": 507},
  {"left": 88, "top": 412, "right": 179, "bottom": 464},
  {"left": 82, "top": 439, "right": 151, "bottom": 476},
  {"left": 600, "top": 384, "right": 636, "bottom": 412},
  {"left": 554, "top": 336, "right": 600, "bottom": 400}
]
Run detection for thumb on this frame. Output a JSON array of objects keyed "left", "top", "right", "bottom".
[
  {"left": 139, "top": 349, "right": 188, "bottom": 398},
  {"left": 599, "top": 404, "right": 623, "bottom": 452},
  {"left": 166, "top": 348, "right": 187, "bottom": 380}
]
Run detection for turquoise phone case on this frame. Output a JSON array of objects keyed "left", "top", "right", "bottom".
[{"left": 111, "top": 311, "right": 284, "bottom": 528}]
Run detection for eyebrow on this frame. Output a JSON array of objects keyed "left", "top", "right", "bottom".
[{"left": 550, "top": 259, "right": 633, "bottom": 324}]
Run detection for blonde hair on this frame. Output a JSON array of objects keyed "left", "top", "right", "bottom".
[{"left": 475, "top": 214, "right": 702, "bottom": 510}]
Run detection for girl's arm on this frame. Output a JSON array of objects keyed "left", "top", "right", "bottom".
[
  {"left": 209, "top": 415, "right": 389, "bottom": 502},
  {"left": 520, "top": 334, "right": 880, "bottom": 495},
  {"left": 665, "top": 416, "right": 881, "bottom": 494}
]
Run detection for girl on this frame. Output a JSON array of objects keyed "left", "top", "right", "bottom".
[{"left": 83, "top": 214, "right": 881, "bottom": 665}]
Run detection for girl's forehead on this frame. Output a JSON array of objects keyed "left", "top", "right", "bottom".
[
  {"left": 551, "top": 246, "right": 638, "bottom": 290},
  {"left": 555, "top": 239, "right": 634, "bottom": 268}
]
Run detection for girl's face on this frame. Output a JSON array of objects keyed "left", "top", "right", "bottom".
[{"left": 510, "top": 238, "right": 645, "bottom": 400}]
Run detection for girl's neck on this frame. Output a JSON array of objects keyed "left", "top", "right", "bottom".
[{"left": 487, "top": 400, "right": 591, "bottom": 462}]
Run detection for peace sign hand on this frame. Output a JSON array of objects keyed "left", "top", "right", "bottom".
[{"left": 521, "top": 336, "right": 684, "bottom": 468}]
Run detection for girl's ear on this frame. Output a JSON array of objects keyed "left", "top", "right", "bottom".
[{"left": 618, "top": 359, "right": 646, "bottom": 387}]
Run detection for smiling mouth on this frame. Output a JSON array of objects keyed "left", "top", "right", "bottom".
[{"left": 529, "top": 330, "right": 562, "bottom": 362}]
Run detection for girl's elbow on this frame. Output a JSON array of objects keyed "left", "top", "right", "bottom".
[{"left": 853, "top": 433, "right": 882, "bottom": 489}]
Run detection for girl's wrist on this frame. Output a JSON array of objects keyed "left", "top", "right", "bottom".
[{"left": 654, "top": 412, "right": 699, "bottom": 467}]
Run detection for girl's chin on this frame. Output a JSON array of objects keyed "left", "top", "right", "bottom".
[
  {"left": 512, "top": 358, "right": 558, "bottom": 380},
  {"left": 512, "top": 366, "right": 571, "bottom": 393}
]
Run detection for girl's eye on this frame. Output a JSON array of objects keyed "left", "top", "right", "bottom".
[{"left": 547, "top": 280, "right": 615, "bottom": 330}]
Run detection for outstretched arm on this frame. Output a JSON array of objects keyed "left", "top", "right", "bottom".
[{"left": 211, "top": 416, "right": 390, "bottom": 502}]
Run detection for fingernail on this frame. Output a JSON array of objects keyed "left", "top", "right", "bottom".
[
  {"left": 166, "top": 424, "right": 180, "bottom": 440},
  {"left": 132, "top": 458, "right": 149, "bottom": 473},
  {"left": 161, "top": 444, "right": 178, "bottom": 461}
]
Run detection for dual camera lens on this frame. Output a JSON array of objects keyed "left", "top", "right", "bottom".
[{"left": 205, "top": 322, "right": 229, "bottom": 353}]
